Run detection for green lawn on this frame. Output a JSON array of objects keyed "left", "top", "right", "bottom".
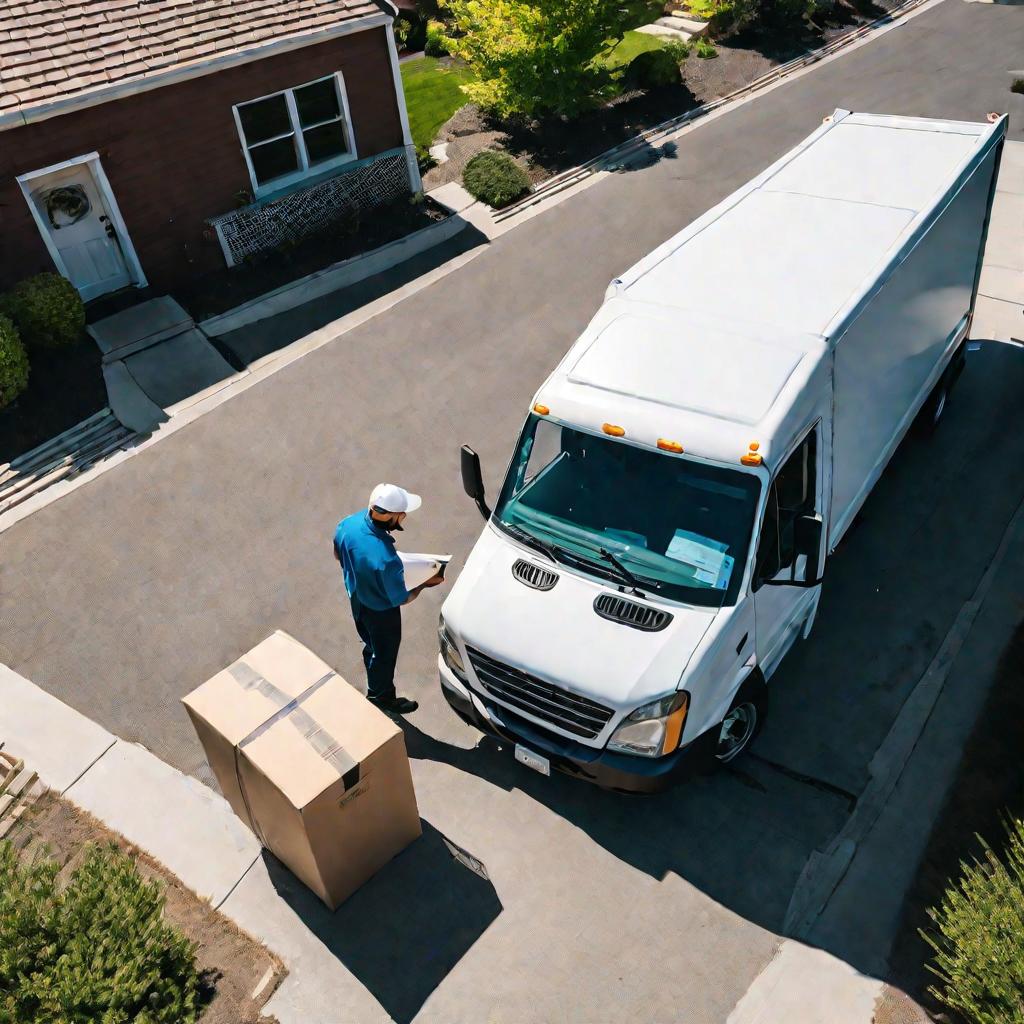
[
  {"left": 400, "top": 57, "right": 476, "bottom": 151},
  {"left": 400, "top": 32, "right": 667, "bottom": 150},
  {"left": 601, "top": 30, "right": 668, "bottom": 70}
]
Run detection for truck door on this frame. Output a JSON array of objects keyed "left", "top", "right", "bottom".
[{"left": 751, "top": 423, "right": 823, "bottom": 678}]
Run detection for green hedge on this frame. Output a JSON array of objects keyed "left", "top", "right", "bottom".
[
  {"left": 624, "top": 49, "right": 682, "bottom": 90},
  {"left": 0, "top": 841, "right": 201, "bottom": 1023},
  {"left": 0, "top": 314, "right": 29, "bottom": 410},
  {"left": 0, "top": 272, "right": 85, "bottom": 349},
  {"left": 463, "top": 151, "right": 531, "bottom": 208},
  {"left": 923, "top": 816, "right": 1024, "bottom": 1024}
]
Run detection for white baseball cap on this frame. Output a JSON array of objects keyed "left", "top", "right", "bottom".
[{"left": 369, "top": 482, "right": 422, "bottom": 514}]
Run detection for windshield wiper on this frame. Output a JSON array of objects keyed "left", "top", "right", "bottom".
[
  {"left": 597, "top": 547, "right": 654, "bottom": 596},
  {"left": 500, "top": 522, "right": 558, "bottom": 564}
]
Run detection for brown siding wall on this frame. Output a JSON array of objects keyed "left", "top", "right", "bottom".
[{"left": 0, "top": 25, "right": 405, "bottom": 294}]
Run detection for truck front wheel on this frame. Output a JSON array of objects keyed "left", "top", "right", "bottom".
[{"left": 715, "top": 678, "right": 767, "bottom": 764}]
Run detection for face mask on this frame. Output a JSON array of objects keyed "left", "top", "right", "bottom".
[{"left": 375, "top": 514, "right": 403, "bottom": 532}]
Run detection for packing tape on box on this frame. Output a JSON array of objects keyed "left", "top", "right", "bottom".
[{"left": 227, "top": 662, "right": 361, "bottom": 843}]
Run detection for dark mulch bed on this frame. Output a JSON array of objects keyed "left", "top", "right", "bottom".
[
  {"left": 427, "top": 0, "right": 893, "bottom": 189},
  {"left": 175, "top": 195, "right": 450, "bottom": 322},
  {"left": 886, "top": 619, "right": 1024, "bottom": 1020},
  {"left": 0, "top": 337, "right": 106, "bottom": 465}
]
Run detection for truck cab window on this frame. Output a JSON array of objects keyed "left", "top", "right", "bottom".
[{"left": 756, "top": 429, "right": 817, "bottom": 581}]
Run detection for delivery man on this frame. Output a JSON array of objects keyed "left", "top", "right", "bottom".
[{"left": 334, "top": 483, "right": 444, "bottom": 715}]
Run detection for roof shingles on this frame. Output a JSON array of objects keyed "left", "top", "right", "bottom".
[{"left": 0, "top": 0, "right": 385, "bottom": 116}]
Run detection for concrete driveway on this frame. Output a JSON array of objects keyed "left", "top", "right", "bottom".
[{"left": 2, "top": 0, "right": 1024, "bottom": 1020}]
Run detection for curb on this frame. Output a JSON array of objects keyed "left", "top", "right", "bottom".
[
  {"left": 783, "top": 486, "right": 1024, "bottom": 939},
  {"left": 198, "top": 205, "right": 467, "bottom": 337}
]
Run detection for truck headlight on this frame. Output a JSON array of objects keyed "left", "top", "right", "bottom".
[
  {"left": 438, "top": 615, "right": 468, "bottom": 682},
  {"left": 606, "top": 692, "right": 689, "bottom": 758}
]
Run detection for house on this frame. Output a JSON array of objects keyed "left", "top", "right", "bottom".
[{"left": 0, "top": 0, "right": 420, "bottom": 302}]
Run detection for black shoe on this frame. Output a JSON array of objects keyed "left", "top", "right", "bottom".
[{"left": 371, "top": 695, "right": 419, "bottom": 715}]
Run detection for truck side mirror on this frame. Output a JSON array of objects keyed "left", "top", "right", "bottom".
[
  {"left": 794, "top": 514, "right": 823, "bottom": 559},
  {"left": 461, "top": 445, "right": 491, "bottom": 520},
  {"left": 761, "top": 514, "right": 824, "bottom": 589}
]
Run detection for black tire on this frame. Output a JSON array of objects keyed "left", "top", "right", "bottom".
[
  {"left": 714, "top": 676, "right": 767, "bottom": 765},
  {"left": 915, "top": 344, "right": 965, "bottom": 437}
]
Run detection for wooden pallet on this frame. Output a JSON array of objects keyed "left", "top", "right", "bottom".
[{"left": 0, "top": 745, "right": 47, "bottom": 841}]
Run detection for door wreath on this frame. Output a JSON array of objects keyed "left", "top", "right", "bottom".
[{"left": 41, "top": 185, "right": 91, "bottom": 229}]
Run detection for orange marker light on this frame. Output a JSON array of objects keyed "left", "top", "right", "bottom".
[
  {"left": 749, "top": 441, "right": 760, "bottom": 451},
  {"left": 603, "top": 423, "right": 626, "bottom": 437},
  {"left": 741, "top": 440, "right": 762, "bottom": 466},
  {"left": 533, "top": 403, "right": 550, "bottom": 416},
  {"left": 657, "top": 439, "right": 684, "bottom": 453},
  {"left": 661, "top": 693, "right": 690, "bottom": 755}
]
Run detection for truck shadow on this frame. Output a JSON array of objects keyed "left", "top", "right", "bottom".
[{"left": 264, "top": 821, "right": 501, "bottom": 1024}]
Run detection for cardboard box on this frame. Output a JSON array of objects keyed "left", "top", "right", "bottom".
[{"left": 182, "top": 630, "right": 421, "bottom": 909}]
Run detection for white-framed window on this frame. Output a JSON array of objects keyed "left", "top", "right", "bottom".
[{"left": 233, "top": 73, "right": 356, "bottom": 196}]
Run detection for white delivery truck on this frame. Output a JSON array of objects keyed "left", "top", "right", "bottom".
[{"left": 439, "top": 109, "right": 1006, "bottom": 792}]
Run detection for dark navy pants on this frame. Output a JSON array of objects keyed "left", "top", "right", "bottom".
[{"left": 350, "top": 596, "right": 402, "bottom": 703}]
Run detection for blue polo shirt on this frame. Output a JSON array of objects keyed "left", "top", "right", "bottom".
[{"left": 334, "top": 511, "right": 410, "bottom": 611}]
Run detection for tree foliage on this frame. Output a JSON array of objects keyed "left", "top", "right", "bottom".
[
  {"left": 440, "top": 0, "right": 647, "bottom": 118},
  {"left": 0, "top": 842, "right": 201, "bottom": 1024},
  {"left": 923, "top": 816, "right": 1024, "bottom": 1024}
]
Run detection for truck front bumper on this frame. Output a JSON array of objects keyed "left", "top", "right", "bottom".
[{"left": 438, "top": 661, "right": 715, "bottom": 794}]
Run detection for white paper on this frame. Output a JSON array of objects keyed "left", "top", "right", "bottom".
[
  {"left": 664, "top": 530, "right": 734, "bottom": 590},
  {"left": 398, "top": 552, "right": 452, "bottom": 590}
]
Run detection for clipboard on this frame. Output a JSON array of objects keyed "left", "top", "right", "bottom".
[{"left": 398, "top": 552, "right": 453, "bottom": 589}]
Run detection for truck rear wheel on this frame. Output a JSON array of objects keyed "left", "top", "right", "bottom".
[
  {"left": 916, "top": 343, "right": 966, "bottom": 436},
  {"left": 715, "top": 679, "right": 767, "bottom": 764}
]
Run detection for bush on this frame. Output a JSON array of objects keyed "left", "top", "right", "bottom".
[
  {"left": 1012, "top": 78, "right": 1024, "bottom": 95},
  {"left": 463, "top": 151, "right": 531, "bottom": 208},
  {"left": 625, "top": 48, "right": 683, "bottom": 90},
  {"left": 923, "top": 816, "right": 1024, "bottom": 1024},
  {"left": 0, "top": 314, "right": 29, "bottom": 410},
  {"left": 761, "top": 0, "right": 817, "bottom": 29},
  {"left": 663, "top": 39, "right": 693, "bottom": 63},
  {"left": 0, "top": 841, "right": 201, "bottom": 1023},
  {"left": 416, "top": 143, "right": 437, "bottom": 174},
  {"left": 0, "top": 272, "right": 85, "bottom": 349},
  {"left": 695, "top": 37, "right": 718, "bottom": 58},
  {"left": 392, "top": 15, "right": 411, "bottom": 50},
  {"left": 688, "top": 0, "right": 757, "bottom": 37},
  {"left": 425, "top": 19, "right": 449, "bottom": 57}
]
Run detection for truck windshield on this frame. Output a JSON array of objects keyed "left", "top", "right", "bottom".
[{"left": 495, "top": 415, "right": 761, "bottom": 607}]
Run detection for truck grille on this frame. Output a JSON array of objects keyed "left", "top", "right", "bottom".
[
  {"left": 593, "top": 594, "right": 672, "bottom": 632},
  {"left": 465, "top": 646, "right": 614, "bottom": 739}
]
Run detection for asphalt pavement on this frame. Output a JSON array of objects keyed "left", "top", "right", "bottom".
[{"left": 2, "top": 1, "right": 1024, "bottom": 1019}]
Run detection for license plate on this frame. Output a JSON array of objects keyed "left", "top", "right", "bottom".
[{"left": 515, "top": 744, "right": 550, "bottom": 776}]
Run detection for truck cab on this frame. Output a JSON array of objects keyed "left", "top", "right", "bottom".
[{"left": 438, "top": 303, "right": 831, "bottom": 792}]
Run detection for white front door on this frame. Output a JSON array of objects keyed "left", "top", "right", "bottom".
[{"left": 24, "top": 162, "right": 133, "bottom": 301}]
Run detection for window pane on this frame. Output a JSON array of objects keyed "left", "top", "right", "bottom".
[
  {"left": 238, "top": 94, "right": 291, "bottom": 145},
  {"left": 294, "top": 78, "right": 341, "bottom": 127},
  {"left": 249, "top": 136, "right": 299, "bottom": 185},
  {"left": 303, "top": 122, "right": 347, "bottom": 164}
]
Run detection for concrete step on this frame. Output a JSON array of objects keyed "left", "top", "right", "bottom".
[
  {"left": 655, "top": 14, "right": 709, "bottom": 33},
  {"left": 636, "top": 22, "right": 694, "bottom": 39}
]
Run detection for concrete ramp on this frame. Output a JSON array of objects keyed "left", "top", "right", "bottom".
[{"left": 89, "top": 297, "right": 237, "bottom": 433}]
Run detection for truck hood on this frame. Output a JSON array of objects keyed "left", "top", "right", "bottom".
[{"left": 442, "top": 526, "right": 717, "bottom": 718}]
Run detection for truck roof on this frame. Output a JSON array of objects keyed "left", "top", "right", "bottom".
[{"left": 537, "top": 110, "right": 1000, "bottom": 467}]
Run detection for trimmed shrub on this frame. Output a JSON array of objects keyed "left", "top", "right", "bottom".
[
  {"left": 0, "top": 272, "right": 85, "bottom": 349},
  {"left": 0, "top": 314, "right": 29, "bottom": 410},
  {"left": 463, "top": 151, "right": 531, "bottom": 208},
  {"left": 695, "top": 37, "right": 718, "bottom": 59},
  {"left": 0, "top": 841, "right": 201, "bottom": 1023},
  {"left": 425, "top": 19, "right": 449, "bottom": 57},
  {"left": 625, "top": 48, "right": 683, "bottom": 90},
  {"left": 923, "top": 816, "right": 1024, "bottom": 1024}
]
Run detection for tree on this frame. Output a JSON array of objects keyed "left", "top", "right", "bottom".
[{"left": 441, "top": 0, "right": 645, "bottom": 118}]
